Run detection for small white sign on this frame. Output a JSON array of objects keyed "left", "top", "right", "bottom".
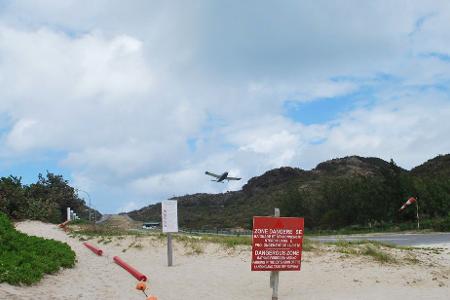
[{"left": 162, "top": 200, "right": 178, "bottom": 233}]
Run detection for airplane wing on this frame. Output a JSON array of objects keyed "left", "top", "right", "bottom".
[
  {"left": 226, "top": 176, "right": 241, "bottom": 181},
  {"left": 205, "top": 171, "right": 221, "bottom": 178}
]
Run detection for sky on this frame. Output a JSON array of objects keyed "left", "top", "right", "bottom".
[{"left": 1, "top": 0, "right": 450, "bottom": 213}]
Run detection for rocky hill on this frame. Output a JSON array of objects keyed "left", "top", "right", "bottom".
[
  {"left": 411, "top": 154, "right": 450, "bottom": 177},
  {"left": 128, "top": 155, "right": 450, "bottom": 230}
]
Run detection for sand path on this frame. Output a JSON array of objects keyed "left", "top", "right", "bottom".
[
  {"left": 0, "top": 221, "right": 125, "bottom": 299},
  {"left": 1, "top": 221, "right": 449, "bottom": 299}
]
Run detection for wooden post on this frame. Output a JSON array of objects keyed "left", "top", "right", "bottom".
[
  {"left": 271, "top": 208, "right": 280, "bottom": 300},
  {"left": 167, "top": 233, "right": 173, "bottom": 266},
  {"left": 162, "top": 200, "right": 178, "bottom": 267}
]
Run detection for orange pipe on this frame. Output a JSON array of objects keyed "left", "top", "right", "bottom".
[
  {"left": 113, "top": 256, "right": 147, "bottom": 281},
  {"left": 83, "top": 242, "right": 103, "bottom": 256},
  {"left": 58, "top": 220, "right": 70, "bottom": 228}
]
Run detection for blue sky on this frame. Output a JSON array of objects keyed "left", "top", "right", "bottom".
[
  {"left": 283, "top": 87, "right": 374, "bottom": 125},
  {"left": 0, "top": 152, "right": 69, "bottom": 184},
  {"left": 1, "top": 1, "right": 450, "bottom": 213}
]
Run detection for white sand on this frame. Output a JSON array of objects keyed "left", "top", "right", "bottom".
[{"left": 1, "top": 221, "right": 449, "bottom": 300}]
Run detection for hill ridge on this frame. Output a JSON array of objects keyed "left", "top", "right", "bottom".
[{"left": 128, "top": 154, "right": 450, "bottom": 229}]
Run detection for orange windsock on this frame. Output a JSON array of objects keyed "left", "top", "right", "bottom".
[{"left": 399, "top": 197, "right": 417, "bottom": 212}]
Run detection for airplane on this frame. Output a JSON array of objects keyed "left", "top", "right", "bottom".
[{"left": 205, "top": 171, "right": 241, "bottom": 182}]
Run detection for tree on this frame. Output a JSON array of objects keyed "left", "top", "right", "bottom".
[
  {"left": 280, "top": 184, "right": 315, "bottom": 227},
  {"left": 1, "top": 172, "right": 93, "bottom": 223},
  {"left": 28, "top": 172, "right": 86, "bottom": 222},
  {"left": 0, "top": 176, "right": 27, "bottom": 219}
]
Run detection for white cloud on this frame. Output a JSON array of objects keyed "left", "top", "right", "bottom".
[
  {"left": 300, "top": 93, "right": 450, "bottom": 169},
  {"left": 0, "top": 2, "right": 449, "bottom": 212},
  {"left": 0, "top": 26, "right": 155, "bottom": 150},
  {"left": 130, "top": 168, "right": 218, "bottom": 199},
  {"left": 118, "top": 200, "right": 139, "bottom": 214}
]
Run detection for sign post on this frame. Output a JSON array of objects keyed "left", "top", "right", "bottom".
[
  {"left": 252, "top": 209, "right": 304, "bottom": 299},
  {"left": 271, "top": 208, "right": 280, "bottom": 300},
  {"left": 162, "top": 200, "right": 178, "bottom": 267}
]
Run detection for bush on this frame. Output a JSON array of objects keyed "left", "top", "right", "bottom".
[
  {"left": 431, "top": 216, "right": 450, "bottom": 231},
  {"left": 0, "top": 212, "right": 76, "bottom": 285}
]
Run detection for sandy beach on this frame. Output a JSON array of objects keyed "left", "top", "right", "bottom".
[{"left": 1, "top": 221, "right": 449, "bottom": 300}]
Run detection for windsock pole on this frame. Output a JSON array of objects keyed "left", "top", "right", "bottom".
[{"left": 416, "top": 198, "right": 420, "bottom": 230}]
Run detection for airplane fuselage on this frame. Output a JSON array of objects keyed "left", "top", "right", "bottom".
[
  {"left": 217, "top": 172, "right": 229, "bottom": 182},
  {"left": 205, "top": 170, "right": 240, "bottom": 182}
]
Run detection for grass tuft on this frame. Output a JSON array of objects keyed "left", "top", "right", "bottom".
[
  {"left": 362, "top": 245, "right": 395, "bottom": 263},
  {"left": 200, "top": 235, "right": 251, "bottom": 249},
  {"left": 329, "top": 239, "right": 400, "bottom": 263},
  {"left": 301, "top": 238, "right": 319, "bottom": 252}
]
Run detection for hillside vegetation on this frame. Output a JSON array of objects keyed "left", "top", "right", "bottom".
[
  {"left": 129, "top": 155, "right": 450, "bottom": 231},
  {"left": 0, "top": 212, "right": 76, "bottom": 285},
  {"left": 0, "top": 172, "right": 100, "bottom": 223}
]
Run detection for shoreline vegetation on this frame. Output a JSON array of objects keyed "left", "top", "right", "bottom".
[{"left": 0, "top": 213, "right": 76, "bottom": 286}]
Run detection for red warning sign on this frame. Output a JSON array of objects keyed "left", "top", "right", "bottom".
[{"left": 251, "top": 217, "right": 304, "bottom": 271}]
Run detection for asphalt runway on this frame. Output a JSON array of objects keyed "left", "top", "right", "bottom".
[{"left": 310, "top": 232, "right": 450, "bottom": 246}]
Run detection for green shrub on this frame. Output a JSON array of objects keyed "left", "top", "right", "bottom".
[
  {"left": 431, "top": 216, "right": 450, "bottom": 231},
  {"left": 0, "top": 212, "right": 76, "bottom": 285}
]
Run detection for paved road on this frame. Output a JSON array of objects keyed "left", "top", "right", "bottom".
[{"left": 310, "top": 232, "right": 450, "bottom": 246}]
